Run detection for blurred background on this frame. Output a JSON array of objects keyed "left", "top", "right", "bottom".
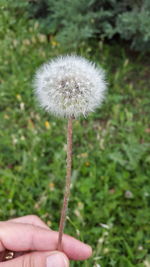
[{"left": 0, "top": 0, "right": 150, "bottom": 266}]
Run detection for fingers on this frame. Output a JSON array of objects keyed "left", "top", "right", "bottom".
[
  {"left": 0, "top": 251, "right": 69, "bottom": 267},
  {"left": 7, "top": 215, "right": 49, "bottom": 230},
  {"left": 0, "top": 222, "right": 92, "bottom": 260}
]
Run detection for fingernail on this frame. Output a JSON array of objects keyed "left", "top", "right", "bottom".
[{"left": 46, "top": 253, "right": 68, "bottom": 267}]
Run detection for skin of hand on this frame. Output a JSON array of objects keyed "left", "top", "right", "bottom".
[{"left": 0, "top": 215, "right": 92, "bottom": 267}]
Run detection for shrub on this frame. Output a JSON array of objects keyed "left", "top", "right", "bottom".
[
  {"left": 26, "top": 0, "right": 150, "bottom": 52},
  {"left": 2, "top": 0, "right": 150, "bottom": 52}
]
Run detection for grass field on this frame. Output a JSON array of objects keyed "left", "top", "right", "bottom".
[{"left": 0, "top": 8, "right": 150, "bottom": 267}]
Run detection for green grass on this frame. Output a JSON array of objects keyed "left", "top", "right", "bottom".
[{"left": 0, "top": 6, "right": 150, "bottom": 267}]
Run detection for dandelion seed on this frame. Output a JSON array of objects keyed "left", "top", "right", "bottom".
[
  {"left": 124, "top": 190, "right": 133, "bottom": 199},
  {"left": 12, "top": 135, "right": 18, "bottom": 145},
  {"left": 20, "top": 102, "right": 25, "bottom": 110},
  {"left": 94, "top": 263, "right": 102, "bottom": 267},
  {"left": 20, "top": 136, "right": 25, "bottom": 141},
  {"left": 138, "top": 245, "right": 143, "bottom": 251},
  {"left": 34, "top": 55, "right": 107, "bottom": 251},
  {"left": 100, "top": 223, "right": 110, "bottom": 229},
  {"left": 34, "top": 55, "right": 106, "bottom": 118}
]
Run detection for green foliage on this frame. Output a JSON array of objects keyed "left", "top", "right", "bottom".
[
  {"left": 26, "top": 0, "right": 150, "bottom": 52},
  {"left": 28, "top": 0, "right": 97, "bottom": 48},
  {"left": 115, "top": 9, "right": 150, "bottom": 51},
  {"left": 0, "top": 5, "right": 150, "bottom": 267}
]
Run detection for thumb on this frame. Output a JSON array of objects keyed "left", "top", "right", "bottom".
[{"left": 0, "top": 251, "right": 69, "bottom": 267}]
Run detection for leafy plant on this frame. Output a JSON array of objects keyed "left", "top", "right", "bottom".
[{"left": 26, "top": 0, "right": 150, "bottom": 51}]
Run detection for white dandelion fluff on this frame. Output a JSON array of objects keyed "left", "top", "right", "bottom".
[
  {"left": 34, "top": 55, "right": 106, "bottom": 117},
  {"left": 34, "top": 55, "right": 107, "bottom": 250}
]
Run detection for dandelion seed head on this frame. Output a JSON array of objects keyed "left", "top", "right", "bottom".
[{"left": 34, "top": 55, "right": 107, "bottom": 118}]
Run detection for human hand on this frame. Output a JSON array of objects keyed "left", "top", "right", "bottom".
[{"left": 0, "top": 215, "right": 92, "bottom": 266}]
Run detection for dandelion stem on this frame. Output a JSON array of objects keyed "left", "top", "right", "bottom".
[{"left": 57, "top": 117, "right": 73, "bottom": 251}]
